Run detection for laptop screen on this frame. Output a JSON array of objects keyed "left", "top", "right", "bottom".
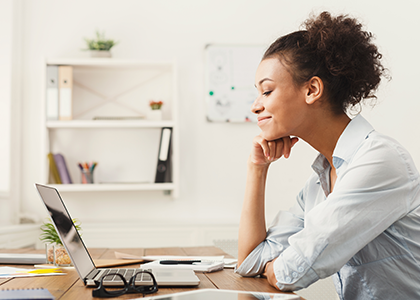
[{"left": 35, "top": 184, "right": 95, "bottom": 280}]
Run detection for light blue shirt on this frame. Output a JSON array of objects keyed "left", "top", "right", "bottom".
[{"left": 236, "top": 115, "right": 420, "bottom": 299}]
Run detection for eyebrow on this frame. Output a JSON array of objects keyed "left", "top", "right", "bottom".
[{"left": 255, "top": 78, "right": 274, "bottom": 88}]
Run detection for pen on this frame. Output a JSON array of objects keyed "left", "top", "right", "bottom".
[{"left": 160, "top": 260, "right": 201, "bottom": 265}]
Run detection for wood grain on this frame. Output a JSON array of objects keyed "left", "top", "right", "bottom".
[{"left": 0, "top": 247, "right": 301, "bottom": 299}]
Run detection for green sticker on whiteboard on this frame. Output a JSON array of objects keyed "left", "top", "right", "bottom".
[{"left": 204, "top": 44, "right": 264, "bottom": 123}]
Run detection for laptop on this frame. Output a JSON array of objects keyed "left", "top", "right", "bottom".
[{"left": 34, "top": 183, "right": 200, "bottom": 287}]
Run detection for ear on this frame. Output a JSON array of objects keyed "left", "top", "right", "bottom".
[{"left": 305, "top": 76, "right": 324, "bottom": 105}]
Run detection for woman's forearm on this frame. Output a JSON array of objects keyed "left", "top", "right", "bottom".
[{"left": 237, "top": 158, "right": 269, "bottom": 267}]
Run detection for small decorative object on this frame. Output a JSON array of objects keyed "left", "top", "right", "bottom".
[
  {"left": 84, "top": 30, "right": 118, "bottom": 58},
  {"left": 54, "top": 244, "right": 72, "bottom": 266},
  {"left": 149, "top": 100, "right": 163, "bottom": 110},
  {"left": 148, "top": 100, "right": 163, "bottom": 120},
  {"left": 40, "top": 219, "right": 82, "bottom": 267},
  {"left": 78, "top": 162, "right": 97, "bottom": 184}
]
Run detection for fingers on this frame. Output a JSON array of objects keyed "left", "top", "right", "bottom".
[
  {"left": 267, "top": 140, "right": 277, "bottom": 161},
  {"left": 252, "top": 135, "right": 299, "bottom": 165},
  {"left": 282, "top": 137, "right": 292, "bottom": 159},
  {"left": 267, "top": 136, "right": 299, "bottom": 161}
]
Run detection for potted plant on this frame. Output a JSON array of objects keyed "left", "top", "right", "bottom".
[
  {"left": 148, "top": 100, "right": 164, "bottom": 120},
  {"left": 84, "top": 30, "right": 118, "bottom": 58},
  {"left": 40, "top": 219, "right": 82, "bottom": 266}
]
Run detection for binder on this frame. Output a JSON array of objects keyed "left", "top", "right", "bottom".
[
  {"left": 58, "top": 66, "right": 73, "bottom": 120},
  {"left": 155, "top": 127, "right": 172, "bottom": 183},
  {"left": 47, "top": 153, "right": 62, "bottom": 184},
  {"left": 46, "top": 65, "right": 59, "bottom": 120},
  {"left": 53, "top": 153, "right": 72, "bottom": 184}
]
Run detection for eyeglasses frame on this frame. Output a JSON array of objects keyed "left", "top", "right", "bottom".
[{"left": 92, "top": 270, "right": 158, "bottom": 298}]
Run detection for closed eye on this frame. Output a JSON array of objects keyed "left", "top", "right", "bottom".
[{"left": 263, "top": 91, "right": 272, "bottom": 96}]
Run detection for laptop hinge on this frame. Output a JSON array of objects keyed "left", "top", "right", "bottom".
[{"left": 84, "top": 268, "right": 100, "bottom": 285}]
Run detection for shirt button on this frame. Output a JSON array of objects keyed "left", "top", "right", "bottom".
[
  {"left": 279, "top": 245, "right": 283, "bottom": 250},
  {"left": 285, "top": 276, "right": 291, "bottom": 283},
  {"left": 298, "top": 266, "right": 304, "bottom": 272}
]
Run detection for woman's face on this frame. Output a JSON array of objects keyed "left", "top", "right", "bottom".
[{"left": 252, "top": 57, "right": 309, "bottom": 141}]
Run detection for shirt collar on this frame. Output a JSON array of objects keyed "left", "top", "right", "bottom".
[
  {"left": 332, "top": 114, "right": 374, "bottom": 168},
  {"left": 312, "top": 114, "right": 374, "bottom": 178}
]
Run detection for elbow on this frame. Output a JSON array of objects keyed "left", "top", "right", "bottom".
[{"left": 235, "top": 261, "right": 264, "bottom": 277}]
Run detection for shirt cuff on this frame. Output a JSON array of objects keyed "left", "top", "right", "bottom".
[{"left": 273, "top": 246, "right": 319, "bottom": 291}]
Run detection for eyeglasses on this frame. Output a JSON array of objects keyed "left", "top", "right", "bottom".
[{"left": 92, "top": 270, "right": 158, "bottom": 298}]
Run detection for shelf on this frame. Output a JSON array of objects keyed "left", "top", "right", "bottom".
[
  {"left": 46, "top": 58, "right": 173, "bottom": 69},
  {"left": 49, "top": 183, "right": 175, "bottom": 192},
  {"left": 42, "top": 58, "right": 179, "bottom": 197},
  {"left": 46, "top": 120, "right": 175, "bottom": 129}
]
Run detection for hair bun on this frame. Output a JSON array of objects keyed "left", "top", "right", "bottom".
[{"left": 264, "top": 11, "right": 388, "bottom": 113}]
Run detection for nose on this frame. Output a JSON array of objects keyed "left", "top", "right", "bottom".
[{"left": 251, "top": 96, "right": 264, "bottom": 115}]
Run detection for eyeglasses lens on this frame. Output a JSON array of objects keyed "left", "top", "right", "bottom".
[{"left": 101, "top": 274, "right": 126, "bottom": 295}]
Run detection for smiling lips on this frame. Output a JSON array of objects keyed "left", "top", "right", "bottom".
[{"left": 257, "top": 116, "right": 271, "bottom": 126}]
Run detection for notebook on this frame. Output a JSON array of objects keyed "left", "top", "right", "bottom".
[
  {"left": 34, "top": 183, "right": 200, "bottom": 287},
  {"left": 0, "top": 288, "right": 54, "bottom": 300}
]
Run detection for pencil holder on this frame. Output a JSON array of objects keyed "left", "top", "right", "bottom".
[
  {"left": 78, "top": 162, "right": 97, "bottom": 184},
  {"left": 81, "top": 169, "right": 94, "bottom": 184},
  {"left": 45, "top": 243, "right": 54, "bottom": 264}
]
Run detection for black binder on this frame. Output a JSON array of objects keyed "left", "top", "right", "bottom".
[{"left": 155, "top": 127, "right": 172, "bottom": 183}]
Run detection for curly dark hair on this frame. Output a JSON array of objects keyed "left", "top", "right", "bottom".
[{"left": 263, "top": 11, "right": 388, "bottom": 113}]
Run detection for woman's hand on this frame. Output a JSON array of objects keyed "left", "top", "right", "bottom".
[
  {"left": 263, "top": 258, "right": 280, "bottom": 290},
  {"left": 250, "top": 135, "right": 299, "bottom": 166}
]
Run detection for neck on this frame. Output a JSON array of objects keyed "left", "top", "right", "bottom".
[{"left": 298, "top": 112, "right": 351, "bottom": 167}]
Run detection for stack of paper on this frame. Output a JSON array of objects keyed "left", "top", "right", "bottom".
[
  {"left": 142, "top": 259, "right": 224, "bottom": 273},
  {"left": 0, "top": 267, "right": 66, "bottom": 278},
  {"left": 114, "top": 252, "right": 238, "bottom": 272}
]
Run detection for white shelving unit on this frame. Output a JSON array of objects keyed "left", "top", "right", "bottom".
[{"left": 41, "top": 58, "right": 179, "bottom": 196}]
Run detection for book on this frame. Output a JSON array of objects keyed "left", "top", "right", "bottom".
[
  {"left": 0, "top": 288, "right": 54, "bottom": 299},
  {"left": 53, "top": 153, "right": 72, "bottom": 184},
  {"left": 47, "top": 153, "right": 61, "bottom": 184}
]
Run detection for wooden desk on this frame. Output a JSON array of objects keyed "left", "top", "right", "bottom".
[{"left": 0, "top": 247, "right": 300, "bottom": 299}]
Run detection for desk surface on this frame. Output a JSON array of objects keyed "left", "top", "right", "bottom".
[{"left": 0, "top": 246, "right": 300, "bottom": 299}]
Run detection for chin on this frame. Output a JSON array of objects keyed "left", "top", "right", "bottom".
[{"left": 261, "top": 132, "right": 283, "bottom": 142}]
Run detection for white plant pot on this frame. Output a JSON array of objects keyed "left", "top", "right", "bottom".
[
  {"left": 90, "top": 50, "right": 112, "bottom": 58},
  {"left": 147, "top": 110, "right": 162, "bottom": 121}
]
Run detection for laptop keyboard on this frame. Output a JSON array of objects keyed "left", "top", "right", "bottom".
[{"left": 101, "top": 268, "right": 153, "bottom": 284}]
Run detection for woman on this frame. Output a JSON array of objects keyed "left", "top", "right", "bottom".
[{"left": 236, "top": 11, "right": 420, "bottom": 299}]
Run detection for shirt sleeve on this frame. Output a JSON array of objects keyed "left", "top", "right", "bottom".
[
  {"left": 235, "top": 196, "right": 305, "bottom": 277},
  {"left": 272, "top": 139, "right": 415, "bottom": 291}
]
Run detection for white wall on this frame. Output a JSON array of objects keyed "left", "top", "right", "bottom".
[
  {"left": 0, "top": 0, "right": 17, "bottom": 225},
  {"left": 12, "top": 0, "right": 420, "bottom": 245},
  {"left": 0, "top": 1, "right": 12, "bottom": 196}
]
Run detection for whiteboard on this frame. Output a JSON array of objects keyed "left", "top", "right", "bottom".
[{"left": 205, "top": 44, "right": 266, "bottom": 122}]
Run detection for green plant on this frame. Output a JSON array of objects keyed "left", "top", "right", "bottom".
[
  {"left": 84, "top": 30, "right": 117, "bottom": 51},
  {"left": 40, "top": 219, "right": 82, "bottom": 245}
]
